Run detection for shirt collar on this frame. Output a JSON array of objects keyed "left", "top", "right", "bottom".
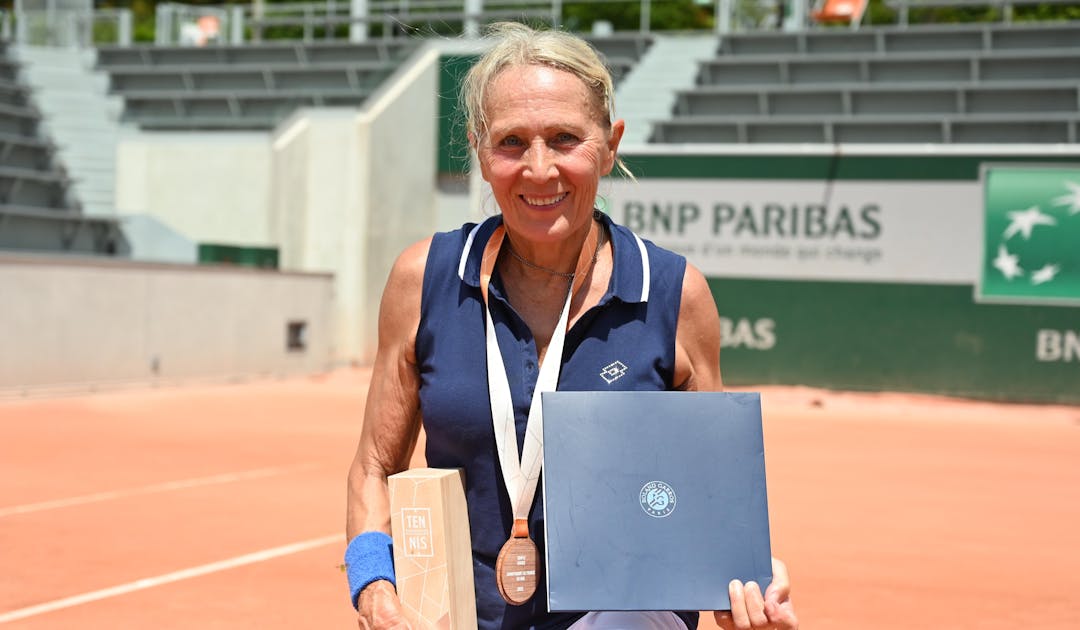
[{"left": 457, "top": 212, "right": 651, "bottom": 304}]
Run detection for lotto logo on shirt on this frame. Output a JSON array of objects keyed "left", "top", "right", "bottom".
[{"left": 599, "top": 360, "right": 629, "bottom": 384}]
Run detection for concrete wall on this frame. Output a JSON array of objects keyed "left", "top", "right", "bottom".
[
  {"left": 356, "top": 44, "right": 441, "bottom": 361},
  {"left": 270, "top": 45, "right": 440, "bottom": 362},
  {"left": 113, "top": 44, "right": 443, "bottom": 364},
  {"left": 115, "top": 131, "right": 275, "bottom": 247},
  {"left": 0, "top": 255, "right": 334, "bottom": 392}
]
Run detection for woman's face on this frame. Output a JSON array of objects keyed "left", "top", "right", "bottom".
[{"left": 475, "top": 64, "right": 624, "bottom": 247}]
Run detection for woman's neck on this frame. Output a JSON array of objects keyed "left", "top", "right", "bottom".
[{"left": 501, "top": 215, "right": 600, "bottom": 284}]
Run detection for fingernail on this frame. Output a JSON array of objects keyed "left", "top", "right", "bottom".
[{"left": 729, "top": 579, "right": 741, "bottom": 591}]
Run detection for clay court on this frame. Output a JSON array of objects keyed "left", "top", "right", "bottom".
[{"left": 1, "top": 368, "right": 1078, "bottom": 629}]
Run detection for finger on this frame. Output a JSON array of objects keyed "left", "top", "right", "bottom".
[
  {"left": 713, "top": 610, "right": 735, "bottom": 630},
  {"left": 765, "top": 599, "right": 800, "bottom": 630},
  {"left": 729, "top": 579, "right": 751, "bottom": 630},
  {"left": 765, "top": 557, "right": 791, "bottom": 604},
  {"left": 745, "top": 581, "right": 770, "bottom": 628}
]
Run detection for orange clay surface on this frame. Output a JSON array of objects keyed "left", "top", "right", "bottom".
[{"left": 1, "top": 367, "right": 1079, "bottom": 629}]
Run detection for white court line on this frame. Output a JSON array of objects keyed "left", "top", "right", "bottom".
[
  {"left": 0, "top": 533, "right": 341, "bottom": 624},
  {"left": 0, "top": 464, "right": 318, "bottom": 518}
]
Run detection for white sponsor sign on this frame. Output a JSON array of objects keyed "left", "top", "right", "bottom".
[{"left": 606, "top": 179, "right": 980, "bottom": 284}]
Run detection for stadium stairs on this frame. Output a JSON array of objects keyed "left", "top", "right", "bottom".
[
  {"left": 649, "top": 20, "right": 1080, "bottom": 144},
  {"left": 614, "top": 34, "right": 718, "bottom": 146},
  {"left": 12, "top": 45, "right": 122, "bottom": 217},
  {"left": 0, "top": 39, "right": 126, "bottom": 256},
  {"left": 583, "top": 32, "right": 655, "bottom": 89}
]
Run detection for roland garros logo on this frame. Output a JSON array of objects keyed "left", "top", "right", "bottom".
[{"left": 639, "top": 481, "right": 676, "bottom": 518}]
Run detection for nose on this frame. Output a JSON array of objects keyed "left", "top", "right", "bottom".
[{"left": 523, "top": 140, "right": 556, "bottom": 183}]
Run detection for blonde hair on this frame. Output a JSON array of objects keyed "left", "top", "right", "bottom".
[{"left": 461, "top": 22, "right": 632, "bottom": 179}]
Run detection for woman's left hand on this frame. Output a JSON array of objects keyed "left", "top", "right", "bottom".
[{"left": 713, "top": 557, "right": 798, "bottom": 630}]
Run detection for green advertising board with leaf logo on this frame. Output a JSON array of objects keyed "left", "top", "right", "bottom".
[
  {"left": 979, "top": 166, "right": 1080, "bottom": 306},
  {"left": 607, "top": 152, "right": 1080, "bottom": 404}
]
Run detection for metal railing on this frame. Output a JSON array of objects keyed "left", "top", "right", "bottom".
[
  {"left": 10, "top": 6, "right": 132, "bottom": 47},
  {"left": 154, "top": 2, "right": 244, "bottom": 46},
  {"left": 245, "top": 0, "right": 559, "bottom": 42},
  {"left": 5, "top": 0, "right": 818, "bottom": 48},
  {"left": 148, "top": 0, "right": 796, "bottom": 45}
]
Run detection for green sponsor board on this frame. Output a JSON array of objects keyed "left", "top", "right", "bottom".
[
  {"left": 712, "top": 278, "right": 1079, "bottom": 405},
  {"left": 979, "top": 166, "right": 1080, "bottom": 306},
  {"left": 438, "top": 54, "right": 477, "bottom": 175},
  {"left": 198, "top": 243, "right": 279, "bottom": 269}
]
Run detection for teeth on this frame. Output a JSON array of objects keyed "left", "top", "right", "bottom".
[{"left": 523, "top": 193, "right": 567, "bottom": 206}]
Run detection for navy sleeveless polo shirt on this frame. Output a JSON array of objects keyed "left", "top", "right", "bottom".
[{"left": 415, "top": 213, "right": 698, "bottom": 630}]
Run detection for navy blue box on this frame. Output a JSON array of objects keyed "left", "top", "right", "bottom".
[{"left": 541, "top": 391, "right": 772, "bottom": 612}]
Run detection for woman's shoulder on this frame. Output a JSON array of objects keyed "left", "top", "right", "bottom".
[
  {"left": 384, "top": 236, "right": 432, "bottom": 299},
  {"left": 433, "top": 216, "right": 503, "bottom": 250},
  {"left": 606, "top": 219, "right": 687, "bottom": 291},
  {"left": 607, "top": 219, "right": 685, "bottom": 264},
  {"left": 424, "top": 216, "right": 504, "bottom": 281},
  {"left": 396, "top": 218, "right": 498, "bottom": 278}
]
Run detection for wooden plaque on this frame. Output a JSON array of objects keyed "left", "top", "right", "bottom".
[{"left": 388, "top": 468, "right": 477, "bottom": 629}]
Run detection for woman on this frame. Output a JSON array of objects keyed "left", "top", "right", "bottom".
[{"left": 345, "top": 22, "right": 798, "bottom": 630}]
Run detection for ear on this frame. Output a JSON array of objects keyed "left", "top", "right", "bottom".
[
  {"left": 467, "top": 131, "right": 477, "bottom": 150},
  {"left": 601, "top": 119, "right": 626, "bottom": 176}
]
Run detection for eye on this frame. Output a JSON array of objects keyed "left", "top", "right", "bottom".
[
  {"left": 553, "top": 132, "right": 579, "bottom": 145},
  {"left": 497, "top": 135, "right": 523, "bottom": 148}
]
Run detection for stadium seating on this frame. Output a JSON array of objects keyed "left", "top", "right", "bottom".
[
  {"left": 0, "top": 49, "right": 72, "bottom": 210},
  {"left": 583, "top": 34, "right": 654, "bottom": 86},
  {"left": 651, "top": 21, "right": 1080, "bottom": 144},
  {"left": 95, "top": 32, "right": 651, "bottom": 131},
  {"left": 95, "top": 40, "right": 417, "bottom": 130},
  {"left": 0, "top": 40, "right": 126, "bottom": 255}
]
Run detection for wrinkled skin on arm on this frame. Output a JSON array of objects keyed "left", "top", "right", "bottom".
[
  {"left": 674, "top": 264, "right": 798, "bottom": 630},
  {"left": 672, "top": 263, "right": 723, "bottom": 393},
  {"left": 346, "top": 239, "right": 432, "bottom": 630}
]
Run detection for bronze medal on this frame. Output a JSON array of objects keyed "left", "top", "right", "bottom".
[{"left": 495, "top": 519, "right": 538, "bottom": 605}]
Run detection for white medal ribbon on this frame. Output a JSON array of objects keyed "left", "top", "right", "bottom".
[
  {"left": 479, "top": 223, "right": 599, "bottom": 525},
  {"left": 484, "top": 283, "right": 573, "bottom": 521}
]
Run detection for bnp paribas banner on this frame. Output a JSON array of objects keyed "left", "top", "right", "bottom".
[
  {"left": 605, "top": 179, "right": 981, "bottom": 285},
  {"left": 978, "top": 165, "right": 1080, "bottom": 306},
  {"left": 594, "top": 162, "right": 1079, "bottom": 402}
]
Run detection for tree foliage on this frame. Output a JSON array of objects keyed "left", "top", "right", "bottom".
[{"left": 560, "top": 0, "right": 714, "bottom": 32}]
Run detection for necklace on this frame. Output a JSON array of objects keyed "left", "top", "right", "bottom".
[{"left": 505, "top": 217, "right": 606, "bottom": 280}]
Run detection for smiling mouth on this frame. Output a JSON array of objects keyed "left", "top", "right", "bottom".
[{"left": 521, "top": 192, "right": 568, "bottom": 208}]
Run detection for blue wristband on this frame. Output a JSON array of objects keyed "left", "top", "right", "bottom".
[{"left": 344, "top": 531, "right": 396, "bottom": 609}]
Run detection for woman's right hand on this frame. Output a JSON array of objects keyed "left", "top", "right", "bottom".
[{"left": 357, "top": 580, "right": 420, "bottom": 630}]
